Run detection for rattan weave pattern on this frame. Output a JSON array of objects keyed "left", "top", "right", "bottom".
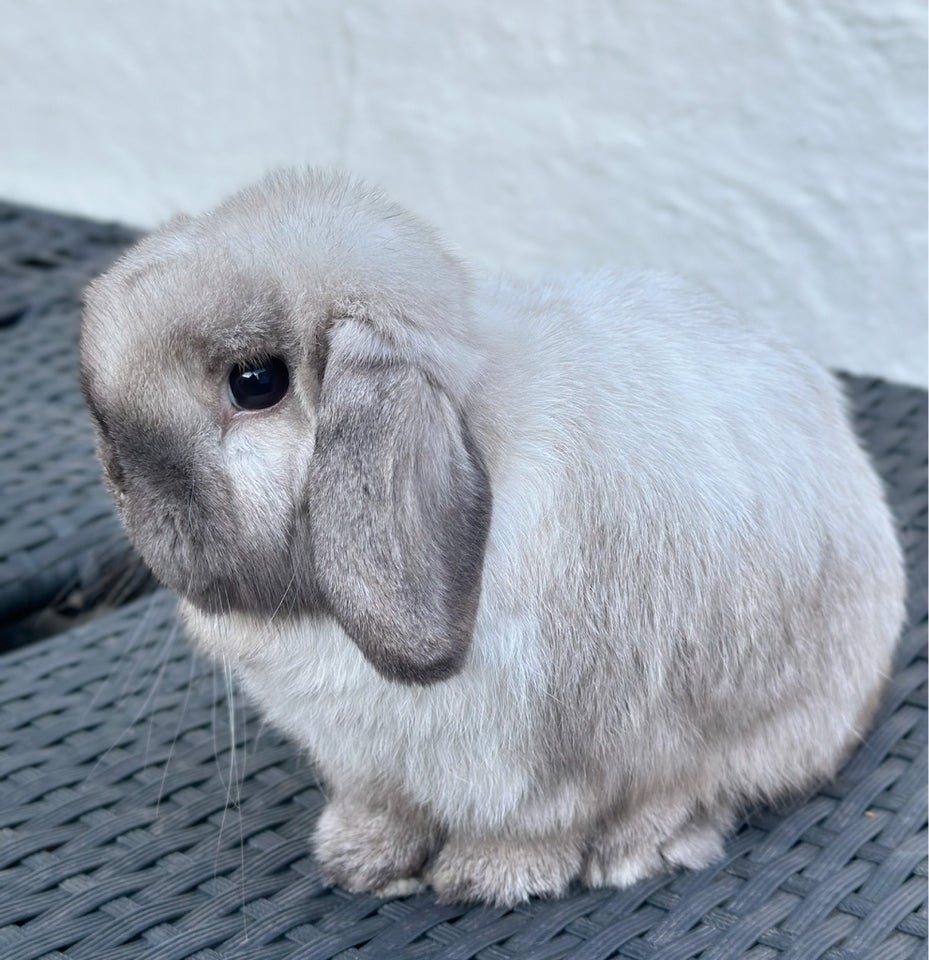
[
  {"left": 0, "top": 203, "right": 144, "bottom": 631},
  {"left": 0, "top": 374, "right": 925, "bottom": 959}
]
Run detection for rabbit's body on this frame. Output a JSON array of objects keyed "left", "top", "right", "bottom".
[{"left": 82, "top": 171, "right": 904, "bottom": 905}]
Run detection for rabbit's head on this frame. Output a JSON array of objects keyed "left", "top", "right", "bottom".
[{"left": 80, "top": 169, "right": 492, "bottom": 684}]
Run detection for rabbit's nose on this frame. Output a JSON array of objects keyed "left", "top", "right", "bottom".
[{"left": 101, "top": 448, "right": 127, "bottom": 497}]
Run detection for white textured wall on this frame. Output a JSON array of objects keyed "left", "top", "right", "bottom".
[{"left": 2, "top": 0, "right": 925, "bottom": 384}]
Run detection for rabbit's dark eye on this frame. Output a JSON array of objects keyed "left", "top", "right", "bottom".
[{"left": 228, "top": 358, "right": 290, "bottom": 411}]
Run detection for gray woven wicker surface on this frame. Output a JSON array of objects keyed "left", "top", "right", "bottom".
[
  {"left": 0, "top": 203, "right": 148, "bottom": 638},
  {"left": 0, "top": 372, "right": 925, "bottom": 959}
]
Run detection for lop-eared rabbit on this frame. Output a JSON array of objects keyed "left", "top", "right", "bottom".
[{"left": 80, "top": 170, "right": 904, "bottom": 905}]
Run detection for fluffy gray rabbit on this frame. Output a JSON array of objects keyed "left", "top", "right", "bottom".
[{"left": 80, "top": 169, "right": 905, "bottom": 905}]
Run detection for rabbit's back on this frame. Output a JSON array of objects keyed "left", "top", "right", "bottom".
[{"left": 471, "top": 269, "right": 904, "bottom": 809}]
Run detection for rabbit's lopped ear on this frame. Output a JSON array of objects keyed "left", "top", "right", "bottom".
[{"left": 307, "top": 318, "right": 492, "bottom": 685}]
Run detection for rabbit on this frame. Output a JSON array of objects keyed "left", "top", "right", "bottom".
[{"left": 79, "top": 168, "right": 905, "bottom": 906}]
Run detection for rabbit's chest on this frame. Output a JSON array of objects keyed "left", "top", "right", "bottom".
[{"left": 232, "top": 613, "right": 535, "bottom": 825}]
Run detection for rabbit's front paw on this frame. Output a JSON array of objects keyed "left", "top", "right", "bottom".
[
  {"left": 583, "top": 801, "right": 731, "bottom": 889},
  {"left": 313, "top": 795, "right": 437, "bottom": 897},
  {"left": 427, "top": 832, "right": 583, "bottom": 906}
]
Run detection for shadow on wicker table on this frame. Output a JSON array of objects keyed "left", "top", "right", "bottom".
[{"left": 0, "top": 203, "right": 154, "bottom": 649}]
